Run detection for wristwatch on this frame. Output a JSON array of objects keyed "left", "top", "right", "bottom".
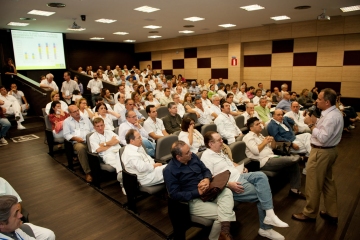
[{"left": 103, "top": 142, "right": 107, "bottom": 146}]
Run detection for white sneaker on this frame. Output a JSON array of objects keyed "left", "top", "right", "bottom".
[
  {"left": 349, "top": 125, "right": 355, "bottom": 129},
  {"left": 0, "top": 143, "right": 7, "bottom": 147},
  {"left": 122, "top": 187, "right": 127, "bottom": 195},
  {"left": 22, "top": 112, "right": 27, "bottom": 116},
  {"left": 302, "top": 168, "right": 307, "bottom": 175},
  {"left": 0, "top": 138, "right": 8, "bottom": 144},
  {"left": 17, "top": 124, "right": 26, "bottom": 130},
  {"left": 264, "top": 216, "right": 289, "bottom": 228},
  {"left": 258, "top": 228, "right": 285, "bottom": 240}
]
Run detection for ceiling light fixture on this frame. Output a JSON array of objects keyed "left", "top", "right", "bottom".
[
  {"left": 47, "top": 3, "right": 66, "bottom": 8},
  {"left": 134, "top": 6, "right": 160, "bottom": 13},
  {"left": 7, "top": 22, "right": 29, "bottom": 26},
  {"left": 219, "top": 24, "right": 236, "bottom": 28},
  {"left": 113, "top": 32, "right": 129, "bottom": 35},
  {"left": 179, "top": 30, "right": 194, "bottom": 34},
  {"left": 67, "top": 28, "right": 86, "bottom": 31},
  {"left": 124, "top": 40, "right": 136, "bottom": 42},
  {"left": 148, "top": 35, "right": 162, "bottom": 38},
  {"left": 271, "top": 15, "right": 290, "bottom": 21},
  {"left": 28, "top": 10, "right": 55, "bottom": 16},
  {"left": 95, "top": 18, "right": 117, "bottom": 23},
  {"left": 240, "top": 4, "right": 265, "bottom": 11},
  {"left": 90, "top": 37, "right": 104, "bottom": 40},
  {"left": 184, "top": 17, "right": 204, "bottom": 22},
  {"left": 340, "top": 5, "right": 360, "bottom": 12},
  {"left": 143, "top": 25, "right": 162, "bottom": 29}
]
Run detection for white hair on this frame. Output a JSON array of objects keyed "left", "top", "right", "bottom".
[
  {"left": 211, "top": 94, "right": 220, "bottom": 101},
  {"left": 46, "top": 73, "right": 54, "bottom": 79}
]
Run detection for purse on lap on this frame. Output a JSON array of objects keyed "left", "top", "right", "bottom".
[{"left": 200, "top": 170, "right": 230, "bottom": 202}]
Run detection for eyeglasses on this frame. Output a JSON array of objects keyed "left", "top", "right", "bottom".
[
  {"left": 190, "top": 122, "right": 195, "bottom": 125},
  {"left": 211, "top": 138, "right": 223, "bottom": 143}
]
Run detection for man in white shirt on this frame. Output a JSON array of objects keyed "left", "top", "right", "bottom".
[
  {"left": 61, "top": 71, "right": 79, "bottom": 105},
  {"left": 284, "top": 101, "right": 310, "bottom": 133},
  {"left": 242, "top": 103, "right": 262, "bottom": 126},
  {"left": 210, "top": 95, "right": 221, "bottom": 117},
  {"left": 236, "top": 85, "right": 250, "bottom": 111},
  {"left": 208, "top": 79, "right": 218, "bottom": 91},
  {"left": 0, "top": 86, "right": 25, "bottom": 129},
  {"left": 40, "top": 73, "right": 59, "bottom": 92},
  {"left": 92, "top": 97, "right": 113, "bottom": 113},
  {"left": 153, "top": 83, "right": 164, "bottom": 100},
  {"left": 175, "top": 86, "right": 185, "bottom": 102},
  {"left": 118, "top": 99, "right": 145, "bottom": 124},
  {"left": 258, "top": 83, "right": 267, "bottom": 96},
  {"left": 8, "top": 83, "right": 29, "bottom": 114},
  {"left": 122, "top": 129, "right": 166, "bottom": 186},
  {"left": 194, "top": 98, "right": 216, "bottom": 124},
  {"left": 172, "top": 93, "right": 185, "bottom": 118},
  {"left": 159, "top": 88, "right": 173, "bottom": 106},
  {"left": 143, "top": 105, "right": 169, "bottom": 142},
  {"left": 118, "top": 110, "right": 155, "bottom": 157},
  {"left": 114, "top": 85, "right": 126, "bottom": 104},
  {"left": 243, "top": 117, "right": 305, "bottom": 198},
  {"left": 252, "top": 89, "right": 262, "bottom": 106},
  {"left": 200, "top": 90, "right": 212, "bottom": 109},
  {"left": 87, "top": 72, "right": 103, "bottom": 107},
  {"left": 189, "top": 81, "right": 200, "bottom": 97},
  {"left": 201, "top": 131, "right": 289, "bottom": 240},
  {"left": 114, "top": 93, "right": 126, "bottom": 117},
  {"left": 214, "top": 102, "right": 242, "bottom": 144}
]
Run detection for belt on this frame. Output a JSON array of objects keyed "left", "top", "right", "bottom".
[
  {"left": 92, "top": 93, "right": 100, "bottom": 95},
  {"left": 311, "top": 144, "right": 335, "bottom": 149}
]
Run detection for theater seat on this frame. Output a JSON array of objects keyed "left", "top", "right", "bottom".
[
  {"left": 155, "top": 135, "right": 178, "bottom": 163},
  {"left": 42, "top": 108, "right": 64, "bottom": 156},
  {"left": 156, "top": 106, "right": 169, "bottom": 119},
  {"left": 229, "top": 141, "right": 260, "bottom": 172},
  {"left": 200, "top": 123, "right": 217, "bottom": 136},
  {"left": 234, "top": 115, "right": 248, "bottom": 134}
]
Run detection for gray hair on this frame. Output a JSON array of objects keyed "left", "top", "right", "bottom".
[
  {"left": 0, "top": 195, "right": 18, "bottom": 224},
  {"left": 172, "top": 93, "right": 179, "bottom": 99},
  {"left": 191, "top": 81, "right": 196, "bottom": 84},
  {"left": 246, "top": 103, "right": 254, "bottom": 108},
  {"left": 281, "top": 84, "right": 288, "bottom": 89},
  {"left": 46, "top": 73, "right": 54, "bottom": 79},
  {"left": 211, "top": 94, "right": 220, "bottom": 101},
  {"left": 171, "top": 140, "right": 187, "bottom": 159}
]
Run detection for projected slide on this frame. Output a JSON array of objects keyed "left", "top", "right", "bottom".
[{"left": 11, "top": 30, "right": 66, "bottom": 70}]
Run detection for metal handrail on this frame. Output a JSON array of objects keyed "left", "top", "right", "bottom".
[{"left": 15, "top": 73, "right": 47, "bottom": 96}]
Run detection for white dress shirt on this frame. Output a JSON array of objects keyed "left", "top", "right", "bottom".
[
  {"left": 45, "top": 100, "right": 68, "bottom": 114},
  {"left": 217, "top": 90, "right": 227, "bottom": 99},
  {"left": 143, "top": 117, "right": 166, "bottom": 141},
  {"left": 153, "top": 90, "right": 164, "bottom": 99},
  {"left": 201, "top": 98, "right": 212, "bottom": 109},
  {"left": 40, "top": 79, "right": 59, "bottom": 92},
  {"left": 178, "top": 130, "right": 204, "bottom": 153},
  {"left": 114, "top": 102, "right": 125, "bottom": 115},
  {"left": 176, "top": 103, "right": 185, "bottom": 118},
  {"left": 87, "top": 79, "right": 103, "bottom": 94},
  {"left": 210, "top": 104, "right": 221, "bottom": 117},
  {"left": 242, "top": 111, "right": 261, "bottom": 125},
  {"left": 194, "top": 107, "right": 213, "bottom": 124},
  {"left": 93, "top": 113, "right": 117, "bottom": 131},
  {"left": 252, "top": 96, "right": 261, "bottom": 106},
  {"left": 118, "top": 121, "right": 149, "bottom": 145},
  {"left": 284, "top": 110, "right": 310, "bottom": 133},
  {"left": 237, "top": 92, "right": 250, "bottom": 104},
  {"left": 214, "top": 112, "right": 241, "bottom": 144}
]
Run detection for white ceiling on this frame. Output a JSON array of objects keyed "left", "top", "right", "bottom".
[{"left": 1, "top": 0, "right": 359, "bottom": 43}]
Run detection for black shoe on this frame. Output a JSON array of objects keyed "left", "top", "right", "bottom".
[
  {"left": 319, "top": 211, "right": 338, "bottom": 224},
  {"left": 289, "top": 190, "right": 306, "bottom": 200},
  {"left": 15, "top": 115, "right": 20, "bottom": 121}
]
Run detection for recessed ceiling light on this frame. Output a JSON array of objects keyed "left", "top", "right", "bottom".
[
  {"left": 113, "top": 32, "right": 129, "bottom": 35},
  {"left": 143, "top": 25, "right": 162, "bottom": 29},
  {"left": 148, "top": 35, "right": 162, "bottom": 38},
  {"left": 240, "top": 4, "right": 265, "bottom": 11},
  {"left": 90, "top": 37, "right": 104, "bottom": 40},
  {"left": 183, "top": 25, "right": 195, "bottom": 28},
  {"left": 134, "top": 6, "right": 160, "bottom": 13},
  {"left": 7, "top": 22, "right": 29, "bottom": 26},
  {"left": 28, "top": 10, "right": 55, "bottom": 16},
  {"left": 95, "top": 18, "right": 117, "bottom": 23},
  {"left": 219, "top": 24, "right": 236, "bottom": 28},
  {"left": 271, "top": 15, "right": 291, "bottom": 21},
  {"left": 124, "top": 40, "right": 136, "bottom": 42},
  {"left": 179, "top": 30, "right": 194, "bottom": 34},
  {"left": 294, "top": 5, "right": 311, "bottom": 10},
  {"left": 184, "top": 17, "right": 204, "bottom": 22},
  {"left": 47, "top": 3, "right": 66, "bottom": 8},
  {"left": 67, "top": 28, "right": 86, "bottom": 31},
  {"left": 19, "top": 17, "right": 36, "bottom": 21},
  {"left": 340, "top": 5, "right": 360, "bottom": 12}
]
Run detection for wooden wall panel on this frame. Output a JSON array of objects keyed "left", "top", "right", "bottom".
[
  {"left": 292, "top": 66, "right": 316, "bottom": 82},
  {"left": 211, "top": 57, "right": 228, "bottom": 68},
  {"left": 271, "top": 67, "right": 293, "bottom": 80},
  {"left": 344, "top": 34, "right": 360, "bottom": 50},
  {"left": 243, "top": 67, "right": 271, "bottom": 80},
  {"left": 191, "top": 35, "right": 208, "bottom": 47},
  {"left": 173, "top": 69, "right": 185, "bottom": 77},
  {"left": 342, "top": 66, "right": 360, "bottom": 82},
  {"left": 151, "top": 51, "right": 162, "bottom": 60},
  {"left": 197, "top": 69, "right": 211, "bottom": 80},
  {"left": 228, "top": 67, "right": 240, "bottom": 82},
  {"left": 162, "top": 59, "right": 172, "bottom": 69},
  {"left": 318, "top": 35, "right": 344, "bottom": 51},
  {"left": 211, "top": 45, "right": 228, "bottom": 57},
  {"left": 344, "top": 15, "right": 360, "bottom": 34},
  {"left": 184, "top": 58, "right": 197, "bottom": 69},
  {"left": 243, "top": 41, "right": 272, "bottom": 55},
  {"left": 140, "top": 61, "right": 152, "bottom": 70},
  {"left": 197, "top": 46, "right": 212, "bottom": 58},
  {"left": 241, "top": 26, "right": 270, "bottom": 42},
  {"left": 184, "top": 69, "right": 197, "bottom": 79},
  {"left": 317, "top": 16, "right": 344, "bottom": 36},
  {"left": 341, "top": 82, "right": 360, "bottom": 98},
  {"left": 243, "top": 80, "right": 267, "bottom": 89},
  {"left": 229, "top": 30, "right": 241, "bottom": 44},
  {"left": 316, "top": 67, "right": 343, "bottom": 82},
  {"left": 292, "top": 20, "right": 317, "bottom": 38},
  {"left": 271, "top": 53, "right": 293, "bottom": 67},
  {"left": 294, "top": 37, "right": 318, "bottom": 53},
  {"left": 270, "top": 23, "right": 292, "bottom": 40},
  {"left": 317, "top": 51, "right": 344, "bottom": 66},
  {"left": 207, "top": 32, "right": 228, "bottom": 45},
  {"left": 292, "top": 80, "right": 315, "bottom": 93}
]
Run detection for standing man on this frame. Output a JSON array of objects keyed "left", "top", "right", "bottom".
[
  {"left": 61, "top": 71, "right": 79, "bottom": 105},
  {"left": 292, "top": 88, "right": 343, "bottom": 223},
  {"left": 8, "top": 83, "right": 29, "bottom": 115},
  {"left": 87, "top": 72, "right": 103, "bottom": 107}
]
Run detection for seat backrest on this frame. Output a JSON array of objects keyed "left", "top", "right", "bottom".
[
  {"left": 42, "top": 108, "right": 47, "bottom": 117},
  {"left": 119, "top": 146, "right": 126, "bottom": 170},
  {"left": 261, "top": 126, "right": 269, "bottom": 137},
  {"left": 86, "top": 132, "right": 94, "bottom": 152},
  {"left": 44, "top": 115, "right": 53, "bottom": 131},
  {"left": 139, "top": 109, "right": 148, "bottom": 119},
  {"left": 113, "top": 119, "right": 119, "bottom": 128},
  {"left": 114, "top": 127, "right": 119, "bottom": 135},
  {"left": 157, "top": 106, "right": 169, "bottom": 119},
  {"left": 184, "top": 112, "right": 198, "bottom": 123},
  {"left": 155, "top": 135, "right": 178, "bottom": 160},
  {"left": 196, "top": 151, "right": 203, "bottom": 159},
  {"left": 200, "top": 124, "right": 217, "bottom": 136},
  {"left": 235, "top": 115, "right": 245, "bottom": 129},
  {"left": 172, "top": 130, "right": 181, "bottom": 136},
  {"left": 229, "top": 141, "right": 247, "bottom": 164}
]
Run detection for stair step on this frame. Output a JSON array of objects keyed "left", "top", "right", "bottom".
[
  {"left": 9, "top": 115, "right": 43, "bottom": 126},
  {"left": 8, "top": 121, "right": 45, "bottom": 138}
]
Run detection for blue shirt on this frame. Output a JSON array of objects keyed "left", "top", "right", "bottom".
[
  {"left": 276, "top": 99, "right": 291, "bottom": 112},
  {"left": 267, "top": 117, "right": 296, "bottom": 142},
  {"left": 163, "top": 153, "right": 212, "bottom": 202}
]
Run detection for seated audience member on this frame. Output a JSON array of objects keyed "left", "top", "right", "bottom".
[
  {"left": 258, "top": 82, "right": 267, "bottom": 96},
  {"left": 243, "top": 117, "right": 305, "bottom": 198},
  {"left": 183, "top": 93, "right": 200, "bottom": 117},
  {"left": 0, "top": 179, "right": 56, "bottom": 240},
  {"left": 336, "top": 93, "right": 359, "bottom": 131},
  {"left": 290, "top": 91, "right": 298, "bottom": 102},
  {"left": 225, "top": 93, "right": 242, "bottom": 117},
  {"left": 45, "top": 91, "right": 68, "bottom": 115},
  {"left": 8, "top": 83, "right": 29, "bottom": 115},
  {"left": 93, "top": 103, "right": 120, "bottom": 131},
  {"left": 144, "top": 91, "right": 160, "bottom": 108},
  {"left": 63, "top": 105, "right": 94, "bottom": 182},
  {"left": 172, "top": 93, "right": 185, "bottom": 118},
  {"left": 0, "top": 107, "right": 11, "bottom": 146},
  {"left": 72, "top": 90, "right": 82, "bottom": 104},
  {"left": 163, "top": 102, "right": 182, "bottom": 134},
  {"left": 246, "top": 86, "right": 255, "bottom": 100},
  {"left": 188, "top": 81, "right": 200, "bottom": 97},
  {"left": 202, "top": 132, "right": 290, "bottom": 240},
  {"left": 153, "top": 83, "right": 164, "bottom": 100},
  {"left": 276, "top": 92, "right": 291, "bottom": 113},
  {"left": 217, "top": 83, "right": 227, "bottom": 99},
  {"left": 207, "top": 85, "right": 216, "bottom": 99},
  {"left": 175, "top": 86, "right": 185, "bottom": 102},
  {"left": 267, "top": 109, "right": 312, "bottom": 156},
  {"left": 178, "top": 118, "right": 205, "bottom": 153},
  {"left": 122, "top": 129, "right": 166, "bottom": 186},
  {"left": 243, "top": 103, "right": 262, "bottom": 126},
  {"left": 198, "top": 79, "right": 207, "bottom": 91},
  {"left": 210, "top": 95, "right": 221, "bottom": 116},
  {"left": 297, "top": 89, "right": 314, "bottom": 109},
  {"left": 265, "top": 90, "right": 272, "bottom": 102},
  {"left": 159, "top": 88, "right": 173, "bottom": 106},
  {"left": 252, "top": 89, "right": 262, "bottom": 106},
  {"left": 236, "top": 85, "right": 250, "bottom": 111},
  {"left": 92, "top": 97, "right": 113, "bottom": 113},
  {"left": 40, "top": 73, "right": 59, "bottom": 92},
  {"left": 114, "top": 93, "right": 126, "bottom": 116},
  {"left": 194, "top": 98, "right": 216, "bottom": 124},
  {"left": 271, "top": 87, "right": 282, "bottom": 103},
  {"left": 119, "top": 99, "right": 145, "bottom": 124},
  {"left": 255, "top": 98, "right": 272, "bottom": 124},
  {"left": 74, "top": 75, "right": 83, "bottom": 94},
  {"left": 217, "top": 78, "right": 223, "bottom": 87},
  {"left": 101, "top": 88, "right": 115, "bottom": 106},
  {"left": 164, "top": 141, "right": 235, "bottom": 240},
  {"left": 214, "top": 102, "right": 242, "bottom": 144},
  {"left": 143, "top": 105, "right": 169, "bottom": 141},
  {"left": 137, "top": 85, "right": 146, "bottom": 100},
  {"left": 132, "top": 92, "right": 145, "bottom": 110},
  {"left": 208, "top": 79, "right": 219, "bottom": 91},
  {"left": 225, "top": 84, "right": 231, "bottom": 93},
  {"left": 309, "top": 87, "right": 318, "bottom": 101},
  {"left": 114, "top": 85, "right": 126, "bottom": 105},
  {"left": 61, "top": 71, "right": 79, "bottom": 105},
  {"left": 200, "top": 90, "right": 212, "bottom": 109},
  {"left": 280, "top": 84, "right": 288, "bottom": 97},
  {"left": 118, "top": 110, "right": 155, "bottom": 157},
  {"left": 0, "top": 86, "right": 25, "bottom": 130},
  {"left": 76, "top": 98, "right": 94, "bottom": 119},
  {"left": 48, "top": 101, "right": 70, "bottom": 139},
  {"left": 284, "top": 101, "right": 310, "bottom": 133}
]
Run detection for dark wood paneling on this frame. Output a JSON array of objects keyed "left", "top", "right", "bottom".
[
  {"left": 341, "top": 97, "right": 360, "bottom": 112},
  {"left": 271, "top": 80, "right": 292, "bottom": 91},
  {"left": 137, "top": 52, "right": 152, "bottom": 61},
  {"left": 244, "top": 55, "right": 272, "bottom": 67},
  {"left": 211, "top": 69, "right": 228, "bottom": 79},
  {"left": 272, "top": 39, "right": 294, "bottom": 53},
  {"left": 152, "top": 60, "right": 162, "bottom": 69},
  {"left": 315, "top": 81, "right": 341, "bottom": 93},
  {"left": 293, "top": 52, "right": 317, "bottom": 66},
  {"left": 163, "top": 69, "right": 173, "bottom": 76},
  {"left": 184, "top": 48, "right": 197, "bottom": 58},
  {"left": 173, "top": 59, "right": 184, "bottom": 69},
  {"left": 197, "top": 58, "right": 211, "bottom": 68},
  {"left": 343, "top": 50, "right": 360, "bottom": 65}
]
